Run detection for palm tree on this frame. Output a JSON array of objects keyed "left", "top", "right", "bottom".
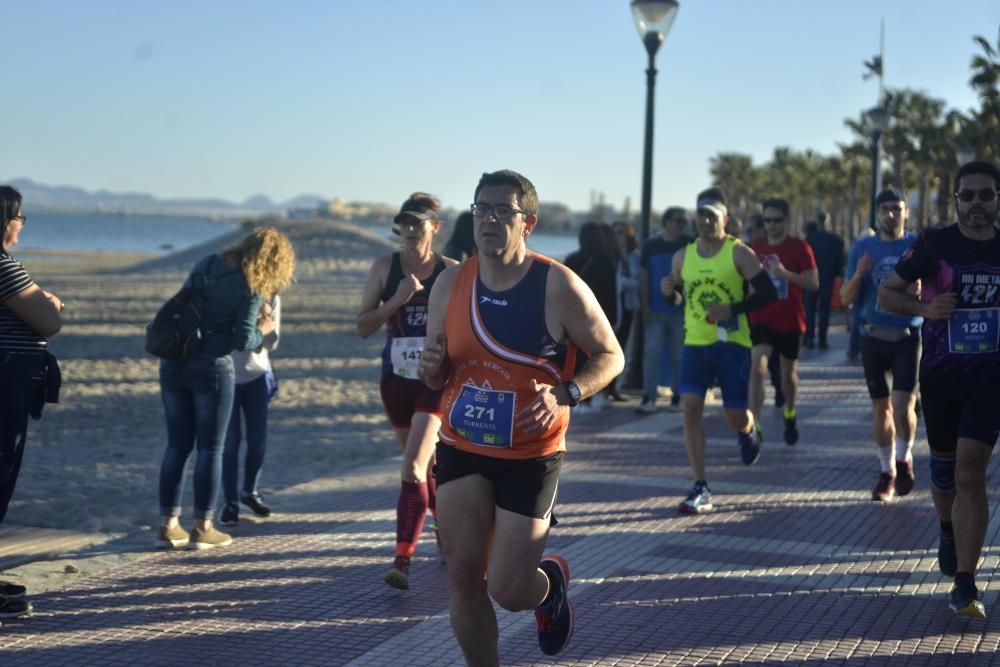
[
  {"left": 709, "top": 153, "right": 759, "bottom": 215},
  {"left": 968, "top": 30, "right": 1000, "bottom": 164},
  {"left": 837, "top": 140, "right": 871, "bottom": 240},
  {"left": 969, "top": 30, "right": 999, "bottom": 104}
]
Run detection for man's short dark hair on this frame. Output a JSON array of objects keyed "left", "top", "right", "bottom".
[
  {"left": 875, "top": 188, "right": 906, "bottom": 206},
  {"left": 474, "top": 170, "right": 539, "bottom": 215},
  {"left": 696, "top": 187, "right": 727, "bottom": 206},
  {"left": 662, "top": 206, "right": 687, "bottom": 225},
  {"left": 762, "top": 197, "right": 790, "bottom": 218},
  {"left": 955, "top": 160, "right": 1000, "bottom": 193}
]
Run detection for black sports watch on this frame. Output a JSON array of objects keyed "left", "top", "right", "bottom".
[{"left": 561, "top": 381, "right": 582, "bottom": 407}]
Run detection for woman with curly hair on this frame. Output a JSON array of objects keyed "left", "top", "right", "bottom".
[
  {"left": 156, "top": 227, "right": 295, "bottom": 550},
  {"left": 218, "top": 230, "right": 296, "bottom": 527},
  {"left": 357, "top": 192, "right": 457, "bottom": 588}
]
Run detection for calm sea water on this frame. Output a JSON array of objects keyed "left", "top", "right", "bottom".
[
  {"left": 14, "top": 210, "right": 580, "bottom": 260},
  {"left": 15, "top": 211, "right": 238, "bottom": 254},
  {"left": 525, "top": 233, "right": 577, "bottom": 261}
]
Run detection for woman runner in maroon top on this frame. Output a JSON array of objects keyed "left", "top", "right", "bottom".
[{"left": 356, "top": 192, "right": 457, "bottom": 589}]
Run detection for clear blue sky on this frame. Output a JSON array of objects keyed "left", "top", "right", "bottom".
[{"left": 5, "top": 1, "right": 998, "bottom": 212}]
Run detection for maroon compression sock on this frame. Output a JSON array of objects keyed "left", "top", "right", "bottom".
[{"left": 395, "top": 481, "right": 429, "bottom": 558}]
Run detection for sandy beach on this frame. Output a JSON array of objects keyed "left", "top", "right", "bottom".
[{"left": 6, "top": 220, "right": 405, "bottom": 537}]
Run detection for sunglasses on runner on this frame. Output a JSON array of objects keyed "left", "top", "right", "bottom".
[
  {"left": 955, "top": 188, "right": 999, "bottom": 203},
  {"left": 762, "top": 217, "right": 785, "bottom": 224}
]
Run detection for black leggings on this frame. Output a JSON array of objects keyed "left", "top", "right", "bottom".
[{"left": 0, "top": 353, "right": 43, "bottom": 524}]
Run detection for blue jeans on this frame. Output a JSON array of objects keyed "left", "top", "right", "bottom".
[
  {"left": 158, "top": 355, "right": 235, "bottom": 520},
  {"left": 804, "top": 287, "right": 833, "bottom": 344},
  {"left": 642, "top": 310, "right": 685, "bottom": 401},
  {"left": 223, "top": 373, "right": 269, "bottom": 504}
]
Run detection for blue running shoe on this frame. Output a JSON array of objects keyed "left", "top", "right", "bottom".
[
  {"left": 535, "top": 556, "right": 573, "bottom": 656},
  {"left": 678, "top": 481, "right": 713, "bottom": 514},
  {"left": 738, "top": 427, "right": 761, "bottom": 465}
]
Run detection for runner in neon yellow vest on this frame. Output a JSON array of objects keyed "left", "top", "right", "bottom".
[{"left": 659, "top": 187, "right": 778, "bottom": 514}]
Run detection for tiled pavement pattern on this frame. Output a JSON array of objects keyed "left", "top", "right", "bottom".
[{"left": 2, "top": 342, "right": 999, "bottom": 665}]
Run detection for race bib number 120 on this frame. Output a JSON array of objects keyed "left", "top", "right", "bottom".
[{"left": 948, "top": 308, "right": 999, "bottom": 354}]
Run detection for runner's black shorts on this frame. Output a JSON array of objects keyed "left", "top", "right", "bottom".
[
  {"left": 433, "top": 443, "right": 562, "bottom": 520},
  {"left": 920, "top": 367, "right": 1000, "bottom": 452},
  {"left": 750, "top": 323, "right": 802, "bottom": 360},
  {"left": 861, "top": 334, "right": 920, "bottom": 400}
]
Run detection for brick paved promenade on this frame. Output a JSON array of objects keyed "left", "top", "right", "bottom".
[{"left": 1, "top": 337, "right": 998, "bottom": 665}]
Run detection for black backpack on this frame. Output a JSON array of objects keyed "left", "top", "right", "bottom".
[{"left": 145, "top": 271, "right": 210, "bottom": 360}]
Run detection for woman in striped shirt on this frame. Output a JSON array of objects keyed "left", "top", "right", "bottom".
[{"left": 0, "top": 185, "right": 63, "bottom": 619}]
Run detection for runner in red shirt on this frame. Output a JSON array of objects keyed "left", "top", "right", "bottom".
[{"left": 749, "top": 198, "right": 818, "bottom": 445}]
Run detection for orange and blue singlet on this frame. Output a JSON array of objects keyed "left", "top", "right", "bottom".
[{"left": 439, "top": 255, "right": 577, "bottom": 460}]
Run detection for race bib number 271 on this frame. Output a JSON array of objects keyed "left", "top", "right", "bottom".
[{"left": 449, "top": 384, "right": 516, "bottom": 448}]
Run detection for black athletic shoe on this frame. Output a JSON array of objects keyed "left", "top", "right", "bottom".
[
  {"left": 783, "top": 416, "right": 798, "bottom": 446},
  {"left": 0, "top": 582, "right": 26, "bottom": 599},
  {"left": 950, "top": 580, "right": 986, "bottom": 619},
  {"left": 240, "top": 492, "right": 272, "bottom": 518},
  {"left": 939, "top": 535, "right": 957, "bottom": 577},
  {"left": 535, "top": 556, "right": 573, "bottom": 656},
  {"left": 0, "top": 593, "right": 31, "bottom": 619},
  {"left": 219, "top": 502, "right": 239, "bottom": 527},
  {"left": 803, "top": 339, "right": 815, "bottom": 350},
  {"left": 819, "top": 340, "right": 830, "bottom": 350},
  {"left": 738, "top": 428, "right": 761, "bottom": 465}
]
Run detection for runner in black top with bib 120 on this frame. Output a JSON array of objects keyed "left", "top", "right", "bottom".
[{"left": 880, "top": 160, "right": 1000, "bottom": 620}]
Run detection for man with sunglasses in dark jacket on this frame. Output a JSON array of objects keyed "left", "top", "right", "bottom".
[{"left": 880, "top": 160, "right": 1000, "bottom": 620}]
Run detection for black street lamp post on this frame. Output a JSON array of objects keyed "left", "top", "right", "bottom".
[
  {"left": 865, "top": 105, "right": 890, "bottom": 232},
  {"left": 632, "top": 0, "right": 679, "bottom": 242},
  {"left": 626, "top": 0, "right": 678, "bottom": 390}
]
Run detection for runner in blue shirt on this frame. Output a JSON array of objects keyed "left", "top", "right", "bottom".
[{"left": 840, "top": 189, "right": 922, "bottom": 503}]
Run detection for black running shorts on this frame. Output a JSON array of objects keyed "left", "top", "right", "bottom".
[
  {"left": 433, "top": 443, "right": 562, "bottom": 519},
  {"left": 920, "top": 368, "right": 1000, "bottom": 452},
  {"left": 750, "top": 323, "right": 802, "bottom": 360},
  {"left": 861, "top": 334, "right": 920, "bottom": 400}
]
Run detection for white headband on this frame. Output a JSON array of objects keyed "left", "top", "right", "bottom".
[{"left": 696, "top": 198, "right": 728, "bottom": 220}]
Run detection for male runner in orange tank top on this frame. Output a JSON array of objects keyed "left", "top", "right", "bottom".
[{"left": 419, "top": 170, "right": 623, "bottom": 665}]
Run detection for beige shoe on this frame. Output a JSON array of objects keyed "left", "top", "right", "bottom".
[
  {"left": 156, "top": 525, "right": 190, "bottom": 549},
  {"left": 187, "top": 526, "right": 233, "bottom": 550}
]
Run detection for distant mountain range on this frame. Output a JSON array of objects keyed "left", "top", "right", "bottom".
[{"left": 5, "top": 177, "right": 327, "bottom": 218}]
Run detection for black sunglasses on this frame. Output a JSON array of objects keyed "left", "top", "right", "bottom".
[
  {"left": 955, "top": 188, "right": 998, "bottom": 203},
  {"left": 763, "top": 216, "right": 785, "bottom": 224}
]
